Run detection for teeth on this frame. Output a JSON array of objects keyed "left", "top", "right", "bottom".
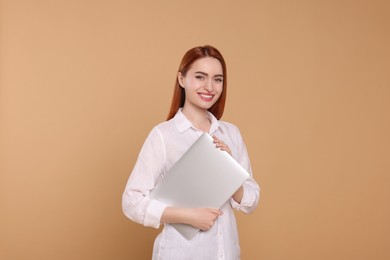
[{"left": 200, "top": 94, "right": 213, "bottom": 98}]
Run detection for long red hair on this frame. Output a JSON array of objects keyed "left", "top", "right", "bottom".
[{"left": 167, "top": 45, "right": 227, "bottom": 120}]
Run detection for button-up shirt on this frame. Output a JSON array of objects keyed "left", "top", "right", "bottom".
[{"left": 122, "top": 109, "right": 260, "bottom": 260}]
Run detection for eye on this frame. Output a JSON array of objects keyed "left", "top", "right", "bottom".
[
  {"left": 195, "top": 75, "right": 205, "bottom": 80},
  {"left": 214, "top": 77, "right": 224, "bottom": 83}
]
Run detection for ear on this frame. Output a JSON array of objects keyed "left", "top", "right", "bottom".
[{"left": 178, "top": 72, "right": 184, "bottom": 88}]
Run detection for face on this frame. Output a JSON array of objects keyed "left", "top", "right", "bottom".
[{"left": 178, "top": 57, "right": 224, "bottom": 113}]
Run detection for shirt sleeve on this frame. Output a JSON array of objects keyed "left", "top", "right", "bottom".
[
  {"left": 122, "top": 127, "right": 168, "bottom": 228},
  {"left": 229, "top": 127, "right": 260, "bottom": 213}
]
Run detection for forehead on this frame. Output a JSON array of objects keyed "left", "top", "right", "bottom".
[{"left": 189, "top": 57, "right": 223, "bottom": 75}]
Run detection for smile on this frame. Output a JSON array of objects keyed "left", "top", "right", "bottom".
[{"left": 199, "top": 93, "right": 214, "bottom": 101}]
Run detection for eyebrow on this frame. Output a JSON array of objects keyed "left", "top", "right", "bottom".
[{"left": 195, "top": 71, "right": 224, "bottom": 78}]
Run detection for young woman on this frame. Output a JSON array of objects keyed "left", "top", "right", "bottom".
[{"left": 122, "top": 45, "right": 260, "bottom": 260}]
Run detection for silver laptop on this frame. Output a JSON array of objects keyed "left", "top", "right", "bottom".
[{"left": 150, "top": 133, "right": 249, "bottom": 240}]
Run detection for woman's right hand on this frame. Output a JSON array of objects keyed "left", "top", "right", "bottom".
[
  {"left": 186, "top": 208, "right": 223, "bottom": 231},
  {"left": 161, "top": 207, "right": 223, "bottom": 231}
]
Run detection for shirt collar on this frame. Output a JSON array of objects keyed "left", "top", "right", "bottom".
[{"left": 174, "top": 108, "right": 221, "bottom": 134}]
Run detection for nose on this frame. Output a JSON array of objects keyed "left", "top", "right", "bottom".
[{"left": 204, "top": 79, "right": 213, "bottom": 92}]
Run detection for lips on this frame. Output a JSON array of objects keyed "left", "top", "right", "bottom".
[{"left": 198, "top": 93, "right": 214, "bottom": 101}]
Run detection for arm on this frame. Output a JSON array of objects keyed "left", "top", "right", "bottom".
[
  {"left": 231, "top": 128, "right": 260, "bottom": 213},
  {"left": 213, "top": 130, "right": 260, "bottom": 213},
  {"left": 122, "top": 128, "right": 168, "bottom": 228}
]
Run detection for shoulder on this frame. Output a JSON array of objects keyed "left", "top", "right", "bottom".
[
  {"left": 146, "top": 118, "right": 176, "bottom": 140},
  {"left": 153, "top": 118, "right": 176, "bottom": 132}
]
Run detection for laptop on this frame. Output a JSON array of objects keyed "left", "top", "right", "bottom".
[{"left": 150, "top": 133, "right": 250, "bottom": 240}]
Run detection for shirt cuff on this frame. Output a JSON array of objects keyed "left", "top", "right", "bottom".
[
  {"left": 144, "top": 199, "right": 168, "bottom": 229},
  {"left": 230, "top": 186, "right": 255, "bottom": 210}
]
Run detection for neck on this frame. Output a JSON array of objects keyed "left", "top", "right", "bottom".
[{"left": 182, "top": 106, "right": 211, "bottom": 132}]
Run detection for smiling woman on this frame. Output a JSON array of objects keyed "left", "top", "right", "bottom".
[
  {"left": 167, "top": 45, "right": 228, "bottom": 120},
  {"left": 122, "top": 45, "right": 260, "bottom": 259},
  {"left": 178, "top": 57, "right": 224, "bottom": 131}
]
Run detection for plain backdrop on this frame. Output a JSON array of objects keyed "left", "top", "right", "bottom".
[{"left": 1, "top": 0, "right": 389, "bottom": 259}]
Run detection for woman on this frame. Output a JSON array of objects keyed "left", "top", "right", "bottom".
[{"left": 122, "top": 45, "right": 260, "bottom": 260}]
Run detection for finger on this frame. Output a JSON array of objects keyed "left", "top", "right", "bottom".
[
  {"left": 207, "top": 208, "right": 223, "bottom": 215},
  {"left": 223, "top": 147, "right": 231, "bottom": 153},
  {"left": 216, "top": 143, "right": 230, "bottom": 151},
  {"left": 213, "top": 138, "right": 225, "bottom": 147},
  {"left": 215, "top": 143, "right": 225, "bottom": 149},
  {"left": 212, "top": 136, "right": 232, "bottom": 154},
  {"left": 212, "top": 135, "right": 222, "bottom": 143}
]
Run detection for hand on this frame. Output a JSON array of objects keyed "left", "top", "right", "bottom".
[
  {"left": 161, "top": 207, "right": 222, "bottom": 231},
  {"left": 186, "top": 208, "right": 223, "bottom": 231},
  {"left": 212, "top": 135, "right": 232, "bottom": 155}
]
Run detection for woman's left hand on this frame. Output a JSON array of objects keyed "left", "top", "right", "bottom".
[{"left": 212, "top": 135, "right": 232, "bottom": 155}]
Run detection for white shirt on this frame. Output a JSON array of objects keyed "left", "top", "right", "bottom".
[{"left": 122, "top": 109, "right": 260, "bottom": 260}]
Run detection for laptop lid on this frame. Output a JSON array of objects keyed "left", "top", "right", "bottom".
[{"left": 150, "top": 133, "right": 249, "bottom": 240}]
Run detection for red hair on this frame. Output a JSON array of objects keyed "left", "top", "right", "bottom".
[{"left": 167, "top": 45, "right": 227, "bottom": 120}]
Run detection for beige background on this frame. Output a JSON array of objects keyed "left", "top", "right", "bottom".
[{"left": 1, "top": 0, "right": 389, "bottom": 259}]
